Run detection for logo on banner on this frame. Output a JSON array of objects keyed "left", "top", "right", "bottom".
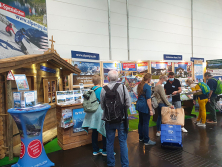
[
  {"left": 27, "top": 140, "right": 42, "bottom": 158},
  {"left": 20, "top": 142, "right": 25, "bottom": 159},
  {"left": 7, "top": 71, "right": 15, "bottom": 80},
  {"left": 0, "top": 2, "right": 25, "bottom": 17}
]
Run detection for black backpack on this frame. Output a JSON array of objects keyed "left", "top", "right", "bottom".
[{"left": 103, "top": 83, "right": 124, "bottom": 123}]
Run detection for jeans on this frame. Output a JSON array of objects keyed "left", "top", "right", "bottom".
[
  {"left": 92, "top": 129, "right": 106, "bottom": 152},
  {"left": 105, "top": 122, "right": 129, "bottom": 167},
  {"left": 138, "top": 111, "right": 150, "bottom": 143},
  {"left": 157, "top": 103, "right": 167, "bottom": 132},
  {"left": 172, "top": 101, "right": 181, "bottom": 109},
  {"left": 206, "top": 96, "right": 217, "bottom": 122}
]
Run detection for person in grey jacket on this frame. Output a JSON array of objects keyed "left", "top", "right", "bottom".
[{"left": 100, "top": 70, "right": 131, "bottom": 167}]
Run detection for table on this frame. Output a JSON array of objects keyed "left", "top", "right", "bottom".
[{"left": 8, "top": 104, "right": 54, "bottom": 167}]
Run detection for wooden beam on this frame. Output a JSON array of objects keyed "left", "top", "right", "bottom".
[{"left": 5, "top": 74, "right": 13, "bottom": 161}]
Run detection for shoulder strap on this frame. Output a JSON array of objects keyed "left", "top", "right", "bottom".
[
  {"left": 93, "top": 86, "right": 100, "bottom": 92},
  {"left": 123, "top": 84, "right": 126, "bottom": 104},
  {"left": 112, "top": 83, "right": 121, "bottom": 91},
  {"left": 103, "top": 85, "right": 110, "bottom": 92}
]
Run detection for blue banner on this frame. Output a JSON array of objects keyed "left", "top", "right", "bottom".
[
  {"left": 163, "top": 54, "right": 182, "bottom": 60},
  {"left": 40, "top": 65, "right": 56, "bottom": 74},
  {"left": 71, "top": 51, "right": 100, "bottom": 60},
  {"left": 190, "top": 57, "right": 204, "bottom": 62}
]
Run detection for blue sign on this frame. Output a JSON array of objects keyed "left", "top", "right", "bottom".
[
  {"left": 163, "top": 54, "right": 182, "bottom": 60},
  {"left": 40, "top": 65, "right": 56, "bottom": 74},
  {"left": 71, "top": 51, "right": 100, "bottom": 60},
  {"left": 190, "top": 57, "right": 204, "bottom": 62}
]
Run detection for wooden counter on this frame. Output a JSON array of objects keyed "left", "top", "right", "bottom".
[{"left": 56, "top": 103, "right": 102, "bottom": 150}]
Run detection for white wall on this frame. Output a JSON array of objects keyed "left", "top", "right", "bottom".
[
  {"left": 46, "top": 0, "right": 222, "bottom": 61},
  {"left": 193, "top": 0, "right": 222, "bottom": 60}
]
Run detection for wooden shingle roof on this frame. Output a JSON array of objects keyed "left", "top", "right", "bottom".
[{"left": 0, "top": 52, "right": 80, "bottom": 75}]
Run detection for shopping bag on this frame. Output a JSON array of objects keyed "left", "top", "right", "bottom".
[{"left": 161, "top": 107, "right": 184, "bottom": 126}]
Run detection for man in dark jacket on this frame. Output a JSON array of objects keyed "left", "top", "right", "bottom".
[{"left": 204, "top": 72, "right": 218, "bottom": 123}]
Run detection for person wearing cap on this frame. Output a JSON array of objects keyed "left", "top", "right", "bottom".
[{"left": 204, "top": 72, "right": 218, "bottom": 124}]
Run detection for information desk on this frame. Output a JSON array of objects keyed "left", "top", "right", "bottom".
[
  {"left": 56, "top": 103, "right": 102, "bottom": 150},
  {"left": 8, "top": 104, "right": 54, "bottom": 167}
]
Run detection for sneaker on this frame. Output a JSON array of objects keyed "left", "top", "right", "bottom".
[
  {"left": 156, "top": 132, "right": 161, "bottom": 137},
  {"left": 144, "top": 140, "right": 156, "bottom": 146},
  {"left": 194, "top": 120, "right": 200, "bottom": 124},
  {"left": 93, "top": 149, "right": 103, "bottom": 155},
  {"left": 197, "top": 123, "right": 206, "bottom": 127},
  {"left": 102, "top": 152, "right": 116, "bottom": 156},
  {"left": 181, "top": 127, "right": 188, "bottom": 133},
  {"left": 139, "top": 139, "right": 143, "bottom": 142},
  {"left": 196, "top": 122, "right": 202, "bottom": 125}
]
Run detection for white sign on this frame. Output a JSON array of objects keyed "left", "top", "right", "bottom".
[{"left": 7, "top": 71, "right": 15, "bottom": 80}]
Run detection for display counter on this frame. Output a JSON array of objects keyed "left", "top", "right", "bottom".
[{"left": 56, "top": 103, "right": 102, "bottom": 150}]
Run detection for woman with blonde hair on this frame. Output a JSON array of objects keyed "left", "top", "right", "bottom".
[
  {"left": 154, "top": 75, "right": 174, "bottom": 137},
  {"left": 82, "top": 75, "right": 115, "bottom": 156},
  {"left": 186, "top": 79, "right": 208, "bottom": 126},
  {"left": 136, "top": 73, "right": 156, "bottom": 145}
]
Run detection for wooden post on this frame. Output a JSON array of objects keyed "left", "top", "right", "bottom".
[{"left": 5, "top": 73, "right": 13, "bottom": 160}]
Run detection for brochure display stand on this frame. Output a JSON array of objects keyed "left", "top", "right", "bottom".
[{"left": 8, "top": 104, "right": 54, "bottom": 167}]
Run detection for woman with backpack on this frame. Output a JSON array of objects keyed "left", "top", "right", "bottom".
[
  {"left": 186, "top": 79, "right": 209, "bottom": 127},
  {"left": 154, "top": 75, "right": 174, "bottom": 137},
  {"left": 82, "top": 75, "right": 113, "bottom": 156},
  {"left": 136, "top": 73, "right": 156, "bottom": 145}
]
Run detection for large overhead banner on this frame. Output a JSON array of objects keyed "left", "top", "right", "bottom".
[{"left": 0, "top": 0, "right": 48, "bottom": 59}]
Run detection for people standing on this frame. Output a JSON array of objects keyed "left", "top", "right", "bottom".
[
  {"left": 204, "top": 72, "right": 218, "bottom": 124},
  {"left": 164, "top": 72, "right": 188, "bottom": 133},
  {"left": 82, "top": 75, "right": 107, "bottom": 156},
  {"left": 154, "top": 75, "right": 174, "bottom": 137},
  {"left": 186, "top": 79, "right": 208, "bottom": 126},
  {"left": 136, "top": 73, "right": 156, "bottom": 145},
  {"left": 100, "top": 70, "right": 131, "bottom": 167}
]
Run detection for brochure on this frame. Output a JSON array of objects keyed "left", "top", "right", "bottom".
[{"left": 14, "top": 74, "right": 29, "bottom": 91}]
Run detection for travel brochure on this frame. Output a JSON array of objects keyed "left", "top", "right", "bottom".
[
  {"left": 61, "top": 109, "right": 74, "bottom": 128},
  {"left": 56, "top": 89, "right": 90, "bottom": 105},
  {"left": 13, "top": 91, "right": 36, "bottom": 108},
  {"left": 14, "top": 74, "right": 29, "bottom": 91}
]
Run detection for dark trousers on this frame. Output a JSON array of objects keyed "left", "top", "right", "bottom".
[
  {"left": 138, "top": 111, "right": 150, "bottom": 143},
  {"left": 157, "top": 103, "right": 167, "bottom": 131},
  {"left": 92, "top": 129, "right": 106, "bottom": 152},
  {"left": 206, "top": 96, "right": 217, "bottom": 122},
  {"left": 6, "top": 31, "right": 12, "bottom": 36}
]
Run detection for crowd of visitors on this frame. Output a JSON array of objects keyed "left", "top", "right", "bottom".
[{"left": 82, "top": 70, "right": 218, "bottom": 167}]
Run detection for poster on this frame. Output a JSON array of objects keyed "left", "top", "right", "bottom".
[
  {"left": 194, "top": 64, "right": 203, "bottom": 82},
  {"left": 103, "top": 62, "right": 122, "bottom": 83},
  {"left": 24, "top": 91, "right": 35, "bottom": 107},
  {"left": 72, "top": 61, "right": 100, "bottom": 75},
  {"left": 14, "top": 74, "right": 29, "bottom": 91},
  {"left": 0, "top": 0, "right": 48, "bottom": 59},
  {"left": 73, "top": 108, "right": 86, "bottom": 133},
  {"left": 151, "top": 62, "right": 172, "bottom": 79},
  {"left": 13, "top": 92, "right": 21, "bottom": 108},
  {"left": 206, "top": 59, "right": 222, "bottom": 80},
  {"left": 122, "top": 75, "right": 141, "bottom": 103},
  {"left": 174, "top": 62, "right": 192, "bottom": 78},
  {"left": 122, "top": 63, "right": 137, "bottom": 71},
  {"left": 137, "top": 62, "right": 148, "bottom": 73}
]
